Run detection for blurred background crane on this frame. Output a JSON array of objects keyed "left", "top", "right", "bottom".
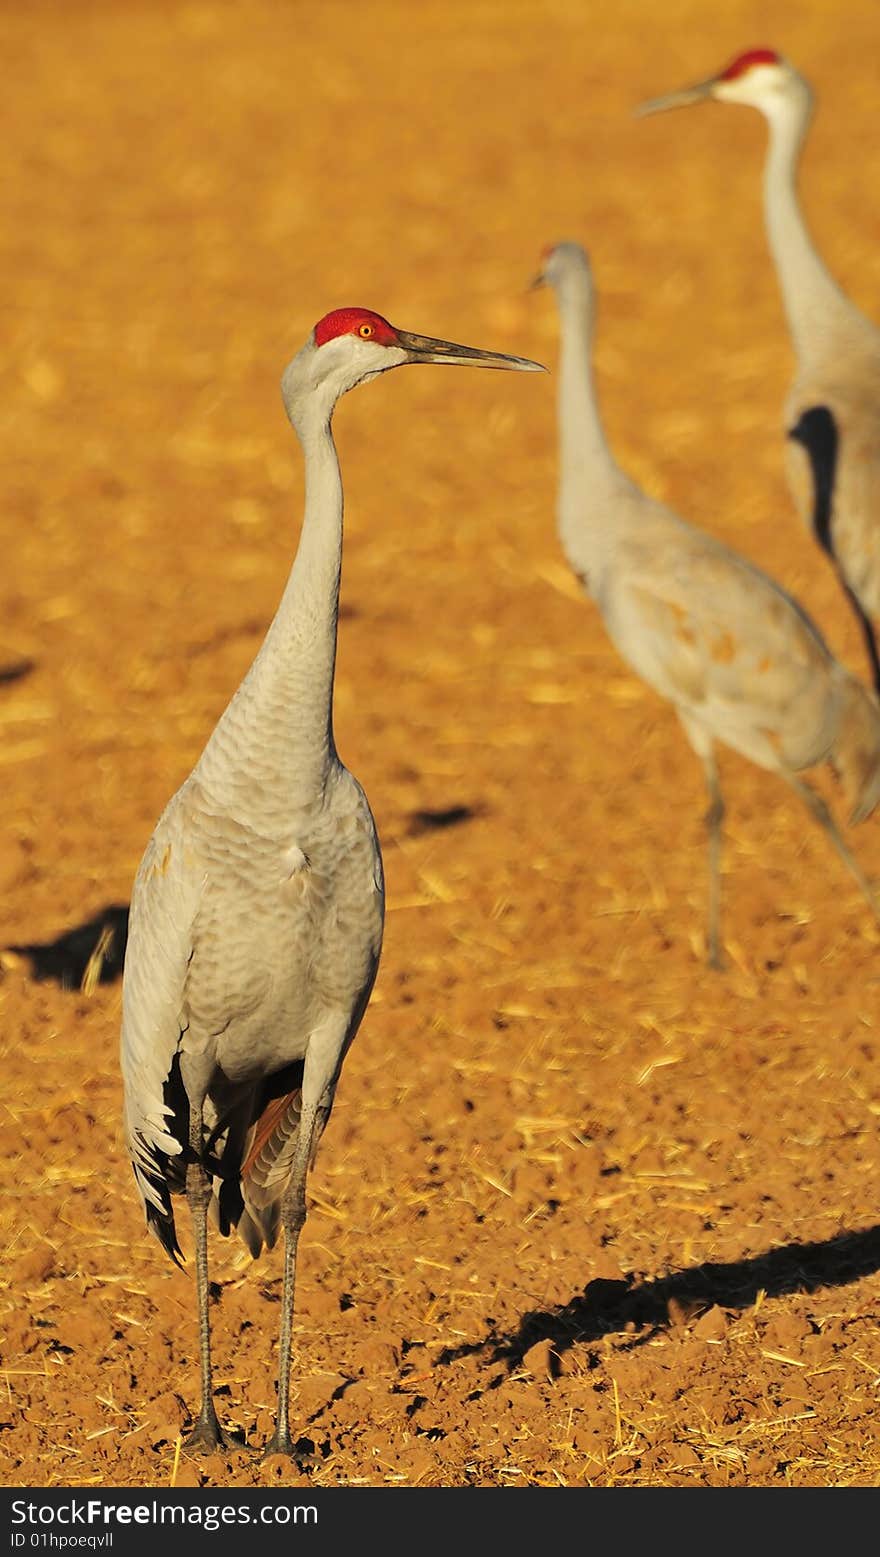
[
  {"left": 533, "top": 240, "right": 880, "bottom": 968},
  {"left": 638, "top": 48, "right": 880, "bottom": 696}
]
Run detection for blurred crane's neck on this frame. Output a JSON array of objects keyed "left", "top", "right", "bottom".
[
  {"left": 196, "top": 397, "right": 344, "bottom": 818},
  {"left": 555, "top": 272, "right": 626, "bottom": 584},
  {"left": 763, "top": 87, "right": 868, "bottom": 366}
]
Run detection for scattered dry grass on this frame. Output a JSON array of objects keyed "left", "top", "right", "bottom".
[{"left": 3, "top": 0, "right": 880, "bottom": 1490}]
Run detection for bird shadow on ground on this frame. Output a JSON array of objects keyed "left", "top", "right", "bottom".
[
  {"left": 435, "top": 1223, "right": 880, "bottom": 1374},
  {"left": 406, "top": 803, "right": 484, "bottom": 836},
  {"left": 5, "top": 903, "right": 129, "bottom": 989},
  {"left": 0, "top": 658, "right": 36, "bottom": 685}
]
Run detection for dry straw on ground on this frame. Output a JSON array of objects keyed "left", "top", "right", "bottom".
[{"left": 2, "top": 0, "right": 880, "bottom": 1488}]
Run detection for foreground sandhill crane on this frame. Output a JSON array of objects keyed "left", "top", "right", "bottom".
[
  {"left": 120, "top": 307, "right": 542, "bottom": 1457},
  {"left": 638, "top": 49, "right": 880, "bottom": 694},
  {"left": 533, "top": 241, "right": 880, "bottom": 967}
]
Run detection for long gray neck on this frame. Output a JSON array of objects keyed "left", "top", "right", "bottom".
[
  {"left": 196, "top": 395, "right": 343, "bottom": 818},
  {"left": 763, "top": 86, "right": 864, "bottom": 365},
  {"left": 554, "top": 270, "right": 624, "bottom": 581}
]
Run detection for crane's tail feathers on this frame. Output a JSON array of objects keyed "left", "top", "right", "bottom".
[
  {"left": 831, "top": 674, "right": 880, "bottom": 825},
  {"left": 236, "top": 1203, "right": 278, "bottom": 1258},
  {"left": 241, "top": 1086, "right": 304, "bottom": 1209},
  {"left": 209, "top": 1177, "right": 279, "bottom": 1258},
  {"left": 236, "top": 1078, "right": 329, "bottom": 1256},
  {"left": 207, "top": 1061, "right": 332, "bottom": 1260}
]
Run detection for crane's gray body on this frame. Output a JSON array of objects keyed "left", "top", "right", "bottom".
[
  {"left": 120, "top": 367, "right": 386, "bottom": 1261},
  {"left": 548, "top": 244, "right": 869, "bottom": 790},
  {"left": 120, "top": 324, "right": 542, "bottom": 1268},
  {"left": 121, "top": 745, "right": 383, "bottom": 1252},
  {"left": 118, "top": 309, "right": 542, "bottom": 1452},
  {"left": 569, "top": 470, "right": 846, "bottom": 780},
  {"left": 760, "top": 68, "right": 880, "bottom": 629},
  {"left": 639, "top": 54, "right": 880, "bottom": 681},
  {"left": 540, "top": 242, "right": 880, "bottom": 961}
]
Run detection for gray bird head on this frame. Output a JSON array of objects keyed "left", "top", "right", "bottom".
[
  {"left": 636, "top": 47, "right": 811, "bottom": 124},
  {"left": 530, "top": 241, "right": 594, "bottom": 298},
  {"left": 281, "top": 307, "right": 545, "bottom": 428}
]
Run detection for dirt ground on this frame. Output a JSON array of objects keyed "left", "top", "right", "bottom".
[{"left": 4, "top": 0, "right": 880, "bottom": 1491}]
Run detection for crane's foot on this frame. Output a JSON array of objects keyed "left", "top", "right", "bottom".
[
  {"left": 261, "top": 1427, "right": 318, "bottom": 1467},
  {"left": 183, "top": 1410, "right": 253, "bottom": 1455}
]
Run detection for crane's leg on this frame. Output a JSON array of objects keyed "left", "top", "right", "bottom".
[
  {"left": 841, "top": 577, "right": 880, "bottom": 699},
  {"left": 702, "top": 750, "right": 725, "bottom": 970},
  {"left": 679, "top": 715, "right": 725, "bottom": 968},
  {"left": 183, "top": 1105, "right": 230, "bottom": 1453},
  {"left": 262, "top": 1112, "right": 317, "bottom": 1460},
  {"left": 786, "top": 774, "right": 880, "bottom": 921},
  {"left": 262, "top": 1028, "right": 343, "bottom": 1461}
]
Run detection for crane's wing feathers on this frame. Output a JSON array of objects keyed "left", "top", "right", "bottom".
[
  {"left": 616, "top": 539, "right": 831, "bottom": 721},
  {"left": 243, "top": 1084, "right": 305, "bottom": 1200},
  {"left": 120, "top": 811, "right": 202, "bottom": 1255},
  {"left": 786, "top": 371, "right": 880, "bottom": 621},
  {"left": 787, "top": 404, "right": 838, "bottom": 558}
]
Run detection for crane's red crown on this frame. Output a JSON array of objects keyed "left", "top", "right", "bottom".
[
  {"left": 719, "top": 48, "right": 781, "bottom": 81},
  {"left": 314, "top": 308, "right": 400, "bottom": 349}
]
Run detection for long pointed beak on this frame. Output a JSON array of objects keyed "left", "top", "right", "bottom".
[
  {"left": 634, "top": 78, "right": 715, "bottom": 117},
  {"left": 527, "top": 271, "right": 547, "bottom": 292},
  {"left": 396, "top": 329, "right": 545, "bottom": 372}
]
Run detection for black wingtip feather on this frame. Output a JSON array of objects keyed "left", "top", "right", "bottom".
[
  {"left": 145, "top": 1199, "right": 185, "bottom": 1268},
  {"left": 787, "top": 404, "right": 838, "bottom": 558}
]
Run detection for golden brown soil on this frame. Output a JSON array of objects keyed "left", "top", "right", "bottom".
[{"left": 4, "top": 0, "right": 880, "bottom": 1491}]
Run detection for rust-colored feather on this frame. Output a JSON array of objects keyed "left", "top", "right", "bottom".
[{"left": 242, "top": 1087, "right": 302, "bottom": 1184}]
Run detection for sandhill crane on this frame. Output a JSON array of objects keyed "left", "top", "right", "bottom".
[
  {"left": 533, "top": 241, "right": 880, "bottom": 967},
  {"left": 637, "top": 49, "right": 880, "bottom": 695},
  {"left": 120, "top": 307, "right": 543, "bottom": 1457}
]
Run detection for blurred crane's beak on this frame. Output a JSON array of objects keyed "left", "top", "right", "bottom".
[
  {"left": 396, "top": 330, "right": 545, "bottom": 372},
  {"left": 634, "top": 77, "right": 715, "bottom": 116}
]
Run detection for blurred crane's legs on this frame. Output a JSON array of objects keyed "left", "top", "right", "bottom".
[
  {"left": 786, "top": 775, "right": 880, "bottom": 922},
  {"left": 702, "top": 751, "right": 725, "bottom": 972}
]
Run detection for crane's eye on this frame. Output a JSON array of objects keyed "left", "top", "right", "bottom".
[{"left": 358, "top": 323, "right": 374, "bottom": 339}]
